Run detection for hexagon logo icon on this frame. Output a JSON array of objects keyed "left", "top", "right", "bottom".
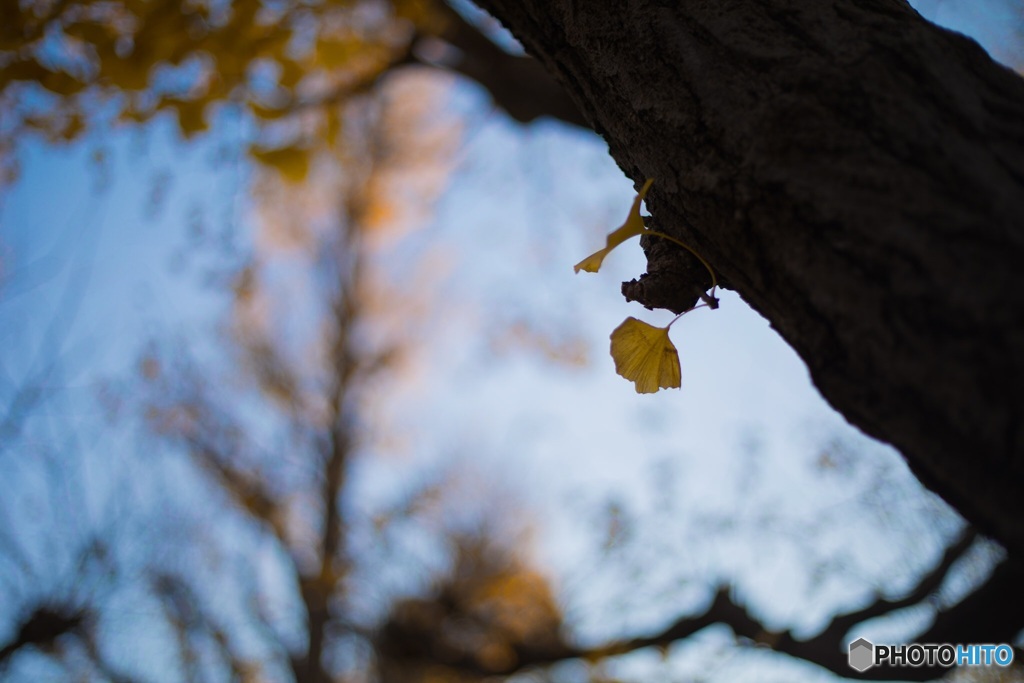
[{"left": 849, "top": 637, "right": 875, "bottom": 672}]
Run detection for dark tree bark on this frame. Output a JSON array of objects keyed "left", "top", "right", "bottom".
[{"left": 469, "top": 0, "right": 1024, "bottom": 556}]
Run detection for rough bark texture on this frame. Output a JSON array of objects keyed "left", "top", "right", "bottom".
[{"left": 471, "top": 0, "right": 1024, "bottom": 554}]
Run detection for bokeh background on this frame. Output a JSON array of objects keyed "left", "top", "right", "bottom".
[{"left": 1, "top": 1, "right": 1022, "bottom": 681}]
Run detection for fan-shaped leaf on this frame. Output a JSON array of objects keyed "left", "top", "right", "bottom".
[
  {"left": 609, "top": 316, "right": 680, "bottom": 393},
  {"left": 573, "top": 178, "right": 653, "bottom": 273}
]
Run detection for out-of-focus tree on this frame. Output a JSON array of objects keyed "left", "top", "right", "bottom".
[
  {"left": 3, "top": 1, "right": 1024, "bottom": 682},
  {"left": 0, "top": 70, "right": 580, "bottom": 681},
  {"left": 131, "top": 76, "right": 569, "bottom": 682},
  {"left": 0, "top": 3, "right": 586, "bottom": 679},
  {"left": 0, "top": 0, "right": 583, "bottom": 186},
  {"left": 375, "top": 532, "right": 567, "bottom": 683},
  {"left": 6, "top": 0, "right": 1024, "bottom": 559}
]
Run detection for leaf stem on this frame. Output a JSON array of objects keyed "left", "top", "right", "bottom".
[
  {"left": 665, "top": 301, "right": 712, "bottom": 330},
  {"left": 644, "top": 229, "right": 718, "bottom": 299}
]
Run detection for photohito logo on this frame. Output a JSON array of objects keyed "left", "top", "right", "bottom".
[{"left": 848, "top": 638, "right": 1015, "bottom": 672}]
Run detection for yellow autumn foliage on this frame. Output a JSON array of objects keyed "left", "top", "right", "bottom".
[
  {"left": 574, "top": 177, "right": 653, "bottom": 273},
  {"left": 0, "top": 0, "right": 447, "bottom": 182},
  {"left": 248, "top": 145, "right": 311, "bottom": 184},
  {"left": 609, "top": 317, "right": 681, "bottom": 393}
]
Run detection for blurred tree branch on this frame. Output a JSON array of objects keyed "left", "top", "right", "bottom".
[
  {"left": 0, "top": 604, "right": 88, "bottom": 667},
  {"left": 0, "top": 0, "right": 586, "bottom": 174},
  {"left": 380, "top": 526, "right": 1022, "bottom": 682},
  {"left": 419, "top": 3, "right": 586, "bottom": 127},
  {"left": 276, "top": 2, "right": 588, "bottom": 127}
]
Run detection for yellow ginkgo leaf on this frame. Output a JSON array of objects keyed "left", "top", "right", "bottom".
[
  {"left": 574, "top": 177, "right": 654, "bottom": 273},
  {"left": 609, "top": 316, "right": 681, "bottom": 393}
]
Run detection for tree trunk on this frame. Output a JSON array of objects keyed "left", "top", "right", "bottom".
[{"left": 471, "top": 0, "right": 1024, "bottom": 555}]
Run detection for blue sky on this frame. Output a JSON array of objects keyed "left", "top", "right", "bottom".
[{"left": 0, "top": 1, "right": 1019, "bottom": 680}]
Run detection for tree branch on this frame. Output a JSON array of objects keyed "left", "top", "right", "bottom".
[
  {"left": 0, "top": 604, "right": 87, "bottom": 667},
  {"left": 416, "top": 2, "right": 588, "bottom": 128},
  {"left": 470, "top": 0, "right": 1024, "bottom": 556},
  {"left": 817, "top": 527, "right": 978, "bottom": 646},
  {"left": 402, "top": 528, "right": 1021, "bottom": 681},
  {"left": 257, "top": 2, "right": 589, "bottom": 129}
]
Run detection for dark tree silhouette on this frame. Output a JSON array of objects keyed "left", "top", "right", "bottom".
[{"left": 469, "top": 0, "right": 1024, "bottom": 560}]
